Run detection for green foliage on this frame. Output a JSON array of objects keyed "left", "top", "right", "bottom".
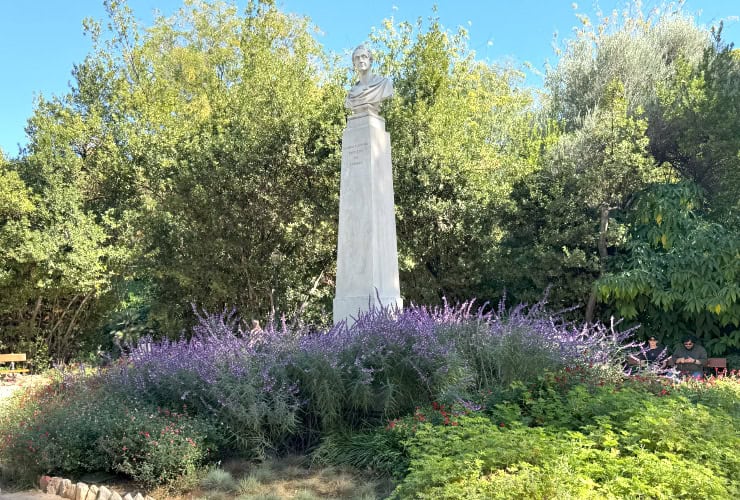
[
  {"left": 0, "top": 377, "right": 219, "bottom": 489},
  {"left": 0, "top": 79, "right": 137, "bottom": 361},
  {"left": 310, "top": 371, "right": 740, "bottom": 498},
  {"left": 670, "top": 374, "right": 740, "bottom": 419},
  {"left": 651, "top": 25, "right": 740, "bottom": 219},
  {"left": 370, "top": 15, "right": 543, "bottom": 304},
  {"left": 498, "top": 83, "right": 658, "bottom": 313},
  {"left": 3, "top": 0, "right": 347, "bottom": 350},
  {"left": 546, "top": 5, "right": 708, "bottom": 130},
  {"left": 119, "top": 0, "right": 344, "bottom": 327},
  {"left": 0, "top": 158, "right": 35, "bottom": 220},
  {"left": 312, "top": 429, "right": 409, "bottom": 478},
  {"left": 597, "top": 182, "right": 740, "bottom": 354},
  {"left": 541, "top": 2, "right": 739, "bottom": 346},
  {"left": 391, "top": 380, "right": 740, "bottom": 499}
]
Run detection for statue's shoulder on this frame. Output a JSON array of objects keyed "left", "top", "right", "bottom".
[{"left": 369, "top": 74, "right": 392, "bottom": 87}]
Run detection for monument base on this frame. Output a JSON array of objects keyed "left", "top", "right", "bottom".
[
  {"left": 333, "top": 111, "right": 403, "bottom": 326},
  {"left": 333, "top": 295, "right": 404, "bottom": 326}
]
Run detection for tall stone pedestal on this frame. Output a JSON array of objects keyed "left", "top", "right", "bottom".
[{"left": 333, "top": 110, "right": 403, "bottom": 325}]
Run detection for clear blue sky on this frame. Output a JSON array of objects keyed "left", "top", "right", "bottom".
[{"left": 1, "top": 1, "right": 737, "bottom": 156}]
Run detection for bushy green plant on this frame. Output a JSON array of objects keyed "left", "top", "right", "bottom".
[
  {"left": 312, "top": 429, "right": 409, "bottom": 478},
  {"left": 200, "top": 468, "right": 237, "bottom": 492},
  {"left": 390, "top": 382, "right": 740, "bottom": 499},
  {"left": 480, "top": 369, "right": 656, "bottom": 429},
  {"left": 313, "top": 401, "right": 482, "bottom": 478},
  {"left": 100, "top": 406, "right": 216, "bottom": 488},
  {"left": 669, "top": 373, "right": 740, "bottom": 418},
  {"left": 390, "top": 416, "right": 574, "bottom": 499},
  {"left": 0, "top": 376, "right": 219, "bottom": 489},
  {"left": 393, "top": 406, "right": 738, "bottom": 499},
  {"left": 0, "top": 376, "right": 109, "bottom": 479}
]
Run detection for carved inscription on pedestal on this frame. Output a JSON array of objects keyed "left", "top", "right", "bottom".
[{"left": 345, "top": 142, "right": 369, "bottom": 169}]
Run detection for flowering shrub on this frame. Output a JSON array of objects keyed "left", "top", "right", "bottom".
[
  {"left": 100, "top": 407, "right": 215, "bottom": 488},
  {"left": 2, "top": 297, "right": 643, "bottom": 488},
  {"left": 111, "top": 308, "right": 300, "bottom": 455},
  {"left": 109, "top": 298, "right": 634, "bottom": 446},
  {"left": 0, "top": 376, "right": 219, "bottom": 488}
]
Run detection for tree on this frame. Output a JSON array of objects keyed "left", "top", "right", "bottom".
[
  {"left": 498, "top": 83, "right": 659, "bottom": 318},
  {"left": 597, "top": 182, "right": 740, "bottom": 355},
  {"left": 650, "top": 25, "right": 740, "bottom": 221},
  {"left": 370, "top": 15, "right": 543, "bottom": 304},
  {"left": 546, "top": 4, "right": 708, "bottom": 130},
  {"left": 1, "top": 103, "right": 120, "bottom": 360},
  {"left": 80, "top": 0, "right": 346, "bottom": 329}
]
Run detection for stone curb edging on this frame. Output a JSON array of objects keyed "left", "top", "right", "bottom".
[{"left": 39, "top": 475, "right": 154, "bottom": 500}]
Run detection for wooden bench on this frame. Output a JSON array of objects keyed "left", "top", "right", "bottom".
[
  {"left": 705, "top": 358, "right": 727, "bottom": 376},
  {"left": 0, "top": 353, "right": 29, "bottom": 376}
]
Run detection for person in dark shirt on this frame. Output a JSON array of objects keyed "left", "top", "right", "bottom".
[
  {"left": 641, "top": 335, "right": 666, "bottom": 364},
  {"left": 627, "top": 335, "right": 666, "bottom": 371},
  {"left": 670, "top": 335, "right": 707, "bottom": 377}
]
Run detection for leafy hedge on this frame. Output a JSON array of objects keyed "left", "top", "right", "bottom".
[
  {"left": 0, "top": 374, "right": 222, "bottom": 488},
  {"left": 318, "top": 373, "right": 740, "bottom": 499}
]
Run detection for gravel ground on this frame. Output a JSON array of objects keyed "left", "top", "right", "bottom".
[
  {"left": 0, "top": 492, "right": 59, "bottom": 499},
  {"left": 0, "top": 384, "right": 21, "bottom": 401}
]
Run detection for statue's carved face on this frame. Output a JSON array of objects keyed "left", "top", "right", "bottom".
[{"left": 353, "top": 48, "right": 371, "bottom": 72}]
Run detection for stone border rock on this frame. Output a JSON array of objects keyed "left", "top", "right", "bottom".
[{"left": 39, "top": 475, "right": 154, "bottom": 500}]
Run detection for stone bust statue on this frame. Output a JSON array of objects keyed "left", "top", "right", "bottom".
[{"left": 345, "top": 44, "right": 393, "bottom": 113}]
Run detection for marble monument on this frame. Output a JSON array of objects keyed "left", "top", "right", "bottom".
[{"left": 333, "top": 44, "right": 403, "bottom": 325}]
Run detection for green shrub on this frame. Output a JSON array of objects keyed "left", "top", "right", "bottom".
[
  {"left": 391, "top": 391, "right": 739, "bottom": 499},
  {"left": 101, "top": 407, "right": 216, "bottom": 488},
  {"left": 670, "top": 374, "right": 740, "bottom": 418},
  {"left": 390, "top": 416, "right": 576, "bottom": 499},
  {"left": 312, "top": 429, "right": 408, "bottom": 478},
  {"left": 0, "top": 377, "right": 219, "bottom": 489},
  {"left": 200, "top": 468, "right": 237, "bottom": 492}
]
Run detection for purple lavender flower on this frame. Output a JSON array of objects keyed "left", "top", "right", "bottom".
[{"left": 92, "top": 295, "right": 639, "bottom": 451}]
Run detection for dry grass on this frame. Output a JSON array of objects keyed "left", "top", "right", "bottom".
[{"left": 148, "top": 455, "right": 394, "bottom": 500}]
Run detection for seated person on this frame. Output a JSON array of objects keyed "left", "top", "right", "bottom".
[
  {"left": 643, "top": 335, "right": 665, "bottom": 362},
  {"left": 669, "top": 335, "right": 707, "bottom": 377},
  {"left": 627, "top": 335, "right": 666, "bottom": 370},
  {"left": 642, "top": 335, "right": 666, "bottom": 362}
]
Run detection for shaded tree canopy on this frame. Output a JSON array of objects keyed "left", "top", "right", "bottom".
[{"left": 1, "top": 0, "right": 737, "bottom": 361}]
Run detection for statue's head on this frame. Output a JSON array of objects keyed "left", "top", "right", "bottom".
[{"left": 352, "top": 44, "right": 373, "bottom": 71}]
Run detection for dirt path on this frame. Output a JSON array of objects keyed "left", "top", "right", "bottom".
[
  {"left": 0, "top": 492, "right": 58, "bottom": 499},
  {"left": 0, "top": 384, "right": 21, "bottom": 401}
]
